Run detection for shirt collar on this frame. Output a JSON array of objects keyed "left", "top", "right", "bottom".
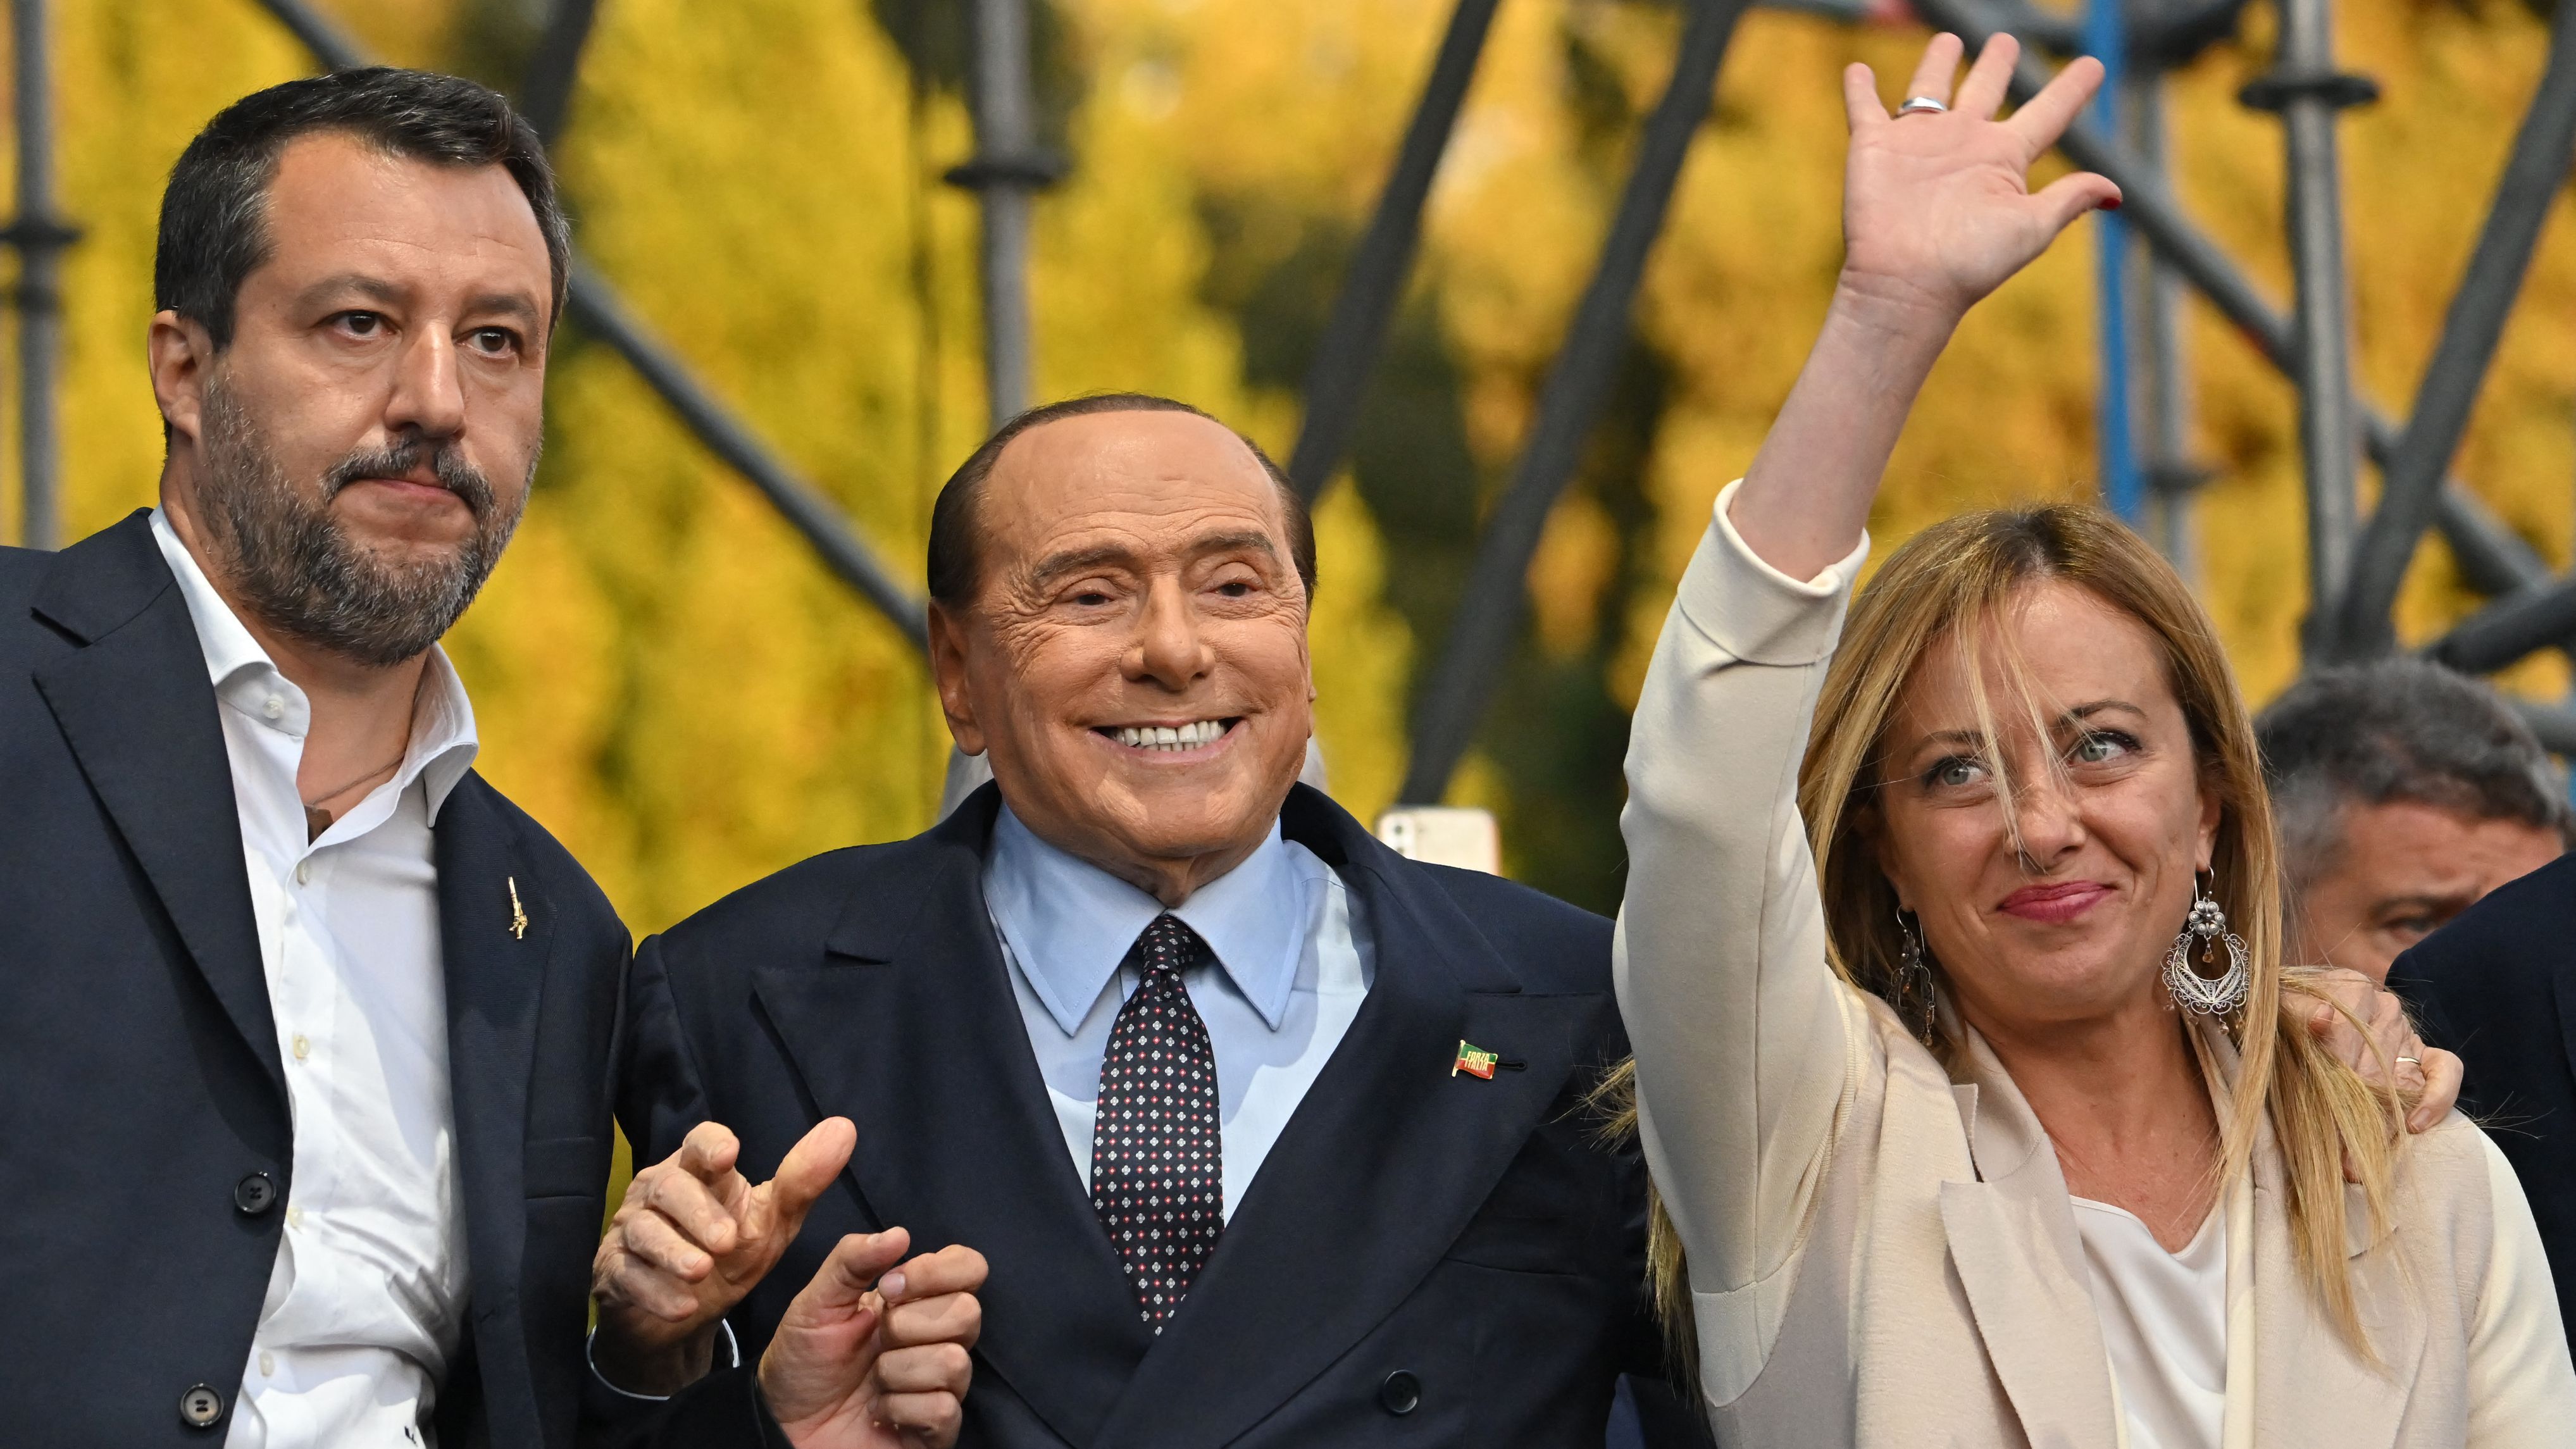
[
  {"left": 985, "top": 803, "right": 1318, "bottom": 1036},
  {"left": 150, "top": 507, "right": 481, "bottom": 821}
]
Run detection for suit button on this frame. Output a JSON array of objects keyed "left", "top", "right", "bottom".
[
  {"left": 1379, "top": 1369, "right": 1421, "bottom": 1415},
  {"left": 234, "top": 1172, "right": 277, "bottom": 1216},
  {"left": 179, "top": 1383, "right": 225, "bottom": 1428}
]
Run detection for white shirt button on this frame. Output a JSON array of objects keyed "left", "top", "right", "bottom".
[
  {"left": 286, "top": 1205, "right": 304, "bottom": 1229},
  {"left": 262, "top": 695, "right": 285, "bottom": 721},
  {"left": 295, "top": 860, "right": 311, "bottom": 886},
  {"left": 292, "top": 1034, "right": 310, "bottom": 1062},
  {"left": 259, "top": 1352, "right": 275, "bottom": 1377}
]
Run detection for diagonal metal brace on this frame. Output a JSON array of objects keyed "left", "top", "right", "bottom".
[{"left": 1398, "top": 0, "right": 1750, "bottom": 805}]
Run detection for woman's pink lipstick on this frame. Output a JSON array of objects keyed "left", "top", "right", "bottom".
[{"left": 1998, "top": 880, "right": 2113, "bottom": 924}]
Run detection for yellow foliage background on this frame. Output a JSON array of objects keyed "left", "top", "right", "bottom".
[{"left": 9, "top": 0, "right": 2575, "bottom": 931}]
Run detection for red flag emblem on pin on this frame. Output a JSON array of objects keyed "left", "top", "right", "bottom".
[{"left": 1452, "top": 1040, "right": 1499, "bottom": 1079}]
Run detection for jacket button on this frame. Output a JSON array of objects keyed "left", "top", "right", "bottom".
[
  {"left": 1379, "top": 1369, "right": 1421, "bottom": 1415},
  {"left": 233, "top": 1172, "right": 277, "bottom": 1216},
  {"left": 179, "top": 1383, "right": 225, "bottom": 1428}
]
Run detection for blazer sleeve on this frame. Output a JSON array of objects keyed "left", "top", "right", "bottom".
[
  {"left": 2466, "top": 1129, "right": 2576, "bottom": 1446},
  {"left": 578, "top": 935, "right": 782, "bottom": 1448},
  {"left": 1614, "top": 480, "right": 1869, "bottom": 1405}
]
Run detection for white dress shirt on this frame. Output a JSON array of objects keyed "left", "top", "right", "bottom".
[
  {"left": 984, "top": 805, "right": 1374, "bottom": 1217},
  {"left": 151, "top": 512, "right": 478, "bottom": 1449}
]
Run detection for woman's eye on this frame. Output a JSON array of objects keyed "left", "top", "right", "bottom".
[
  {"left": 1927, "top": 757, "right": 1985, "bottom": 788},
  {"left": 2070, "top": 731, "right": 2135, "bottom": 765}
]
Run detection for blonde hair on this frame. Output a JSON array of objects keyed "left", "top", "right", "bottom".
[{"left": 1600, "top": 504, "right": 2404, "bottom": 1367}]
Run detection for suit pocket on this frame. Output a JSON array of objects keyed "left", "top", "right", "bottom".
[{"left": 525, "top": 1134, "right": 612, "bottom": 1200}]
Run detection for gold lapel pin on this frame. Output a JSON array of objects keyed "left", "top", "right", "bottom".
[{"left": 507, "top": 876, "right": 529, "bottom": 940}]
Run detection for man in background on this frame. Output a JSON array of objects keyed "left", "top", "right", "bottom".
[
  {"left": 2259, "top": 657, "right": 2576, "bottom": 1342},
  {"left": 2256, "top": 656, "right": 2568, "bottom": 982},
  {"left": 0, "top": 68, "right": 970, "bottom": 1446}
]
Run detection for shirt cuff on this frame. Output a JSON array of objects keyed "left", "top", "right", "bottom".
[{"left": 585, "top": 1318, "right": 743, "bottom": 1402}]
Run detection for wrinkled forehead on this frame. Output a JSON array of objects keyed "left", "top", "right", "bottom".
[{"left": 980, "top": 410, "right": 1289, "bottom": 571}]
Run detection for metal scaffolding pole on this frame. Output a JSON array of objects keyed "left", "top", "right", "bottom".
[
  {"left": 951, "top": 0, "right": 1058, "bottom": 430},
  {"left": 2243, "top": 0, "right": 2374, "bottom": 658},
  {"left": 1398, "top": 0, "right": 1748, "bottom": 805},
  {"left": 1912, "top": 0, "right": 2545, "bottom": 601},
  {"left": 6, "top": 0, "right": 75, "bottom": 551},
  {"left": 517, "top": 0, "right": 601, "bottom": 148},
  {"left": 2127, "top": 66, "right": 2203, "bottom": 573},
  {"left": 1286, "top": 0, "right": 1503, "bottom": 503},
  {"left": 2327, "top": 3, "right": 2576, "bottom": 659}
]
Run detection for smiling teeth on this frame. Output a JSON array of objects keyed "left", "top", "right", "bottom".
[{"left": 1116, "top": 720, "right": 1225, "bottom": 750}]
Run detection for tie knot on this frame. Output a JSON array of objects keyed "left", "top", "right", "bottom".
[{"left": 1129, "top": 912, "right": 1212, "bottom": 980}]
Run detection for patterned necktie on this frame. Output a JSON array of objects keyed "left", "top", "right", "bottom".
[{"left": 1091, "top": 912, "right": 1224, "bottom": 1331}]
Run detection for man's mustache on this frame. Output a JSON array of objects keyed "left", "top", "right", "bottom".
[{"left": 320, "top": 437, "right": 496, "bottom": 518}]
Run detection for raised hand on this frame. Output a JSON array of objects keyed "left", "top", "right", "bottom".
[
  {"left": 1730, "top": 35, "right": 2120, "bottom": 581},
  {"left": 591, "top": 1116, "right": 857, "bottom": 1394},
  {"left": 1838, "top": 34, "right": 2120, "bottom": 323},
  {"left": 760, "top": 1228, "right": 990, "bottom": 1448}
]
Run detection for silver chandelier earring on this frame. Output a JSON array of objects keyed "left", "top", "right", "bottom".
[
  {"left": 1895, "top": 907, "right": 1938, "bottom": 1045},
  {"left": 2163, "top": 873, "right": 2249, "bottom": 1016}
]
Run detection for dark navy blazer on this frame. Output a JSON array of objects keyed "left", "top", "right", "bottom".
[
  {"left": 617, "top": 781, "right": 1708, "bottom": 1448},
  {"left": 0, "top": 513, "right": 767, "bottom": 1446},
  {"left": 2389, "top": 852, "right": 2576, "bottom": 1346}
]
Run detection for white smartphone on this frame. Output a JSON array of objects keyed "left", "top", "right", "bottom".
[{"left": 1373, "top": 806, "right": 1502, "bottom": 875}]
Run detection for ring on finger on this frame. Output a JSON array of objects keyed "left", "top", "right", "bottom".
[
  {"left": 1898, "top": 96, "right": 1950, "bottom": 116},
  {"left": 2396, "top": 1053, "right": 2423, "bottom": 1067}
]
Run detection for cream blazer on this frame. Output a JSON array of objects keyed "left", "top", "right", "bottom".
[{"left": 1614, "top": 485, "right": 2576, "bottom": 1448}]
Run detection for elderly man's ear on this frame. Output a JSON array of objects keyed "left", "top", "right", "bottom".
[{"left": 928, "top": 603, "right": 988, "bottom": 757}]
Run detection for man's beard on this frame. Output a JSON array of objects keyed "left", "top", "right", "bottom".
[{"left": 195, "top": 378, "right": 527, "bottom": 668}]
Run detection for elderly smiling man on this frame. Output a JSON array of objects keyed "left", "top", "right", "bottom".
[{"left": 589, "top": 394, "right": 1702, "bottom": 1446}]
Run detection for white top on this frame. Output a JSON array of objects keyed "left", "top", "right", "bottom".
[
  {"left": 152, "top": 513, "right": 478, "bottom": 1449},
  {"left": 983, "top": 805, "right": 1373, "bottom": 1217},
  {"left": 2073, "top": 1198, "right": 2227, "bottom": 1449}
]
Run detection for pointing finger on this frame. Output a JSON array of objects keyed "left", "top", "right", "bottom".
[
  {"left": 751, "top": 1117, "right": 857, "bottom": 1243},
  {"left": 640, "top": 1162, "right": 742, "bottom": 1257},
  {"left": 677, "top": 1120, "right": 744, "bottom": 1183},
  {"left": 2003, "top": 53, "right": 2104, "bottom": 156},
  {"left": 804, "top": 1228, "right": 916, "bottom": 1314}
]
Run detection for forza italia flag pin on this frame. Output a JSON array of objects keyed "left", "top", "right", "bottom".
[{"left": 1453, "top": 1040, "right": 1500, "bottom": 1079}]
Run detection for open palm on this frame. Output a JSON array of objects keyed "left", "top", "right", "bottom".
[{"left": 1838, "top": 35, "right": 2119, "bottom": 321}]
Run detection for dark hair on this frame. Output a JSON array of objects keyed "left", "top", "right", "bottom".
[
  {"left": 2256, "top": 657, "right": 2573, "bottom": 888},
  {"left": 156, "top": 67, "right": 569, "bottom": 349},
  {"left": 926, "top": 392, "right": 1317, "bottom": 610}
]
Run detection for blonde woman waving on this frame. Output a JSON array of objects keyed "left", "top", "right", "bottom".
[{"left": 1616, "top": 32, "right": 2576, "bottom": 1448}]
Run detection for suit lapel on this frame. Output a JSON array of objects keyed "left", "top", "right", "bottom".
[
  {"left": 433, "top": 778, "right": 552, "bottom": 1418},
  {"left": 1094, "top": 789, "right": 1589, "bottom": 1449},
  {"left": 28, "top": 513, "right": 281, "bottom": 1098},
  {"left": 1939, "top": 1028, "right": 2120, "bottom": 1449},
  {"left": 752, "top": 790, "right": 1152, "bottom": 1448}
]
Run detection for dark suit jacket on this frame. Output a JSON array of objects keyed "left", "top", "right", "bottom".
[
  {"left": 0, "top": 513, "right": 769, "bottom": 1446},
  {"left": 616, "top": 781, "right": 1701, "bottom": 1448},
  {"left": 2389, "top": 852, "right": 2576, "bottom": 1343}
]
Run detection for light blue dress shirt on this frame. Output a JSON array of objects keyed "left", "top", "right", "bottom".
[{"left": 985, "top": 805, "right": 1374, "bottom": 1221}]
